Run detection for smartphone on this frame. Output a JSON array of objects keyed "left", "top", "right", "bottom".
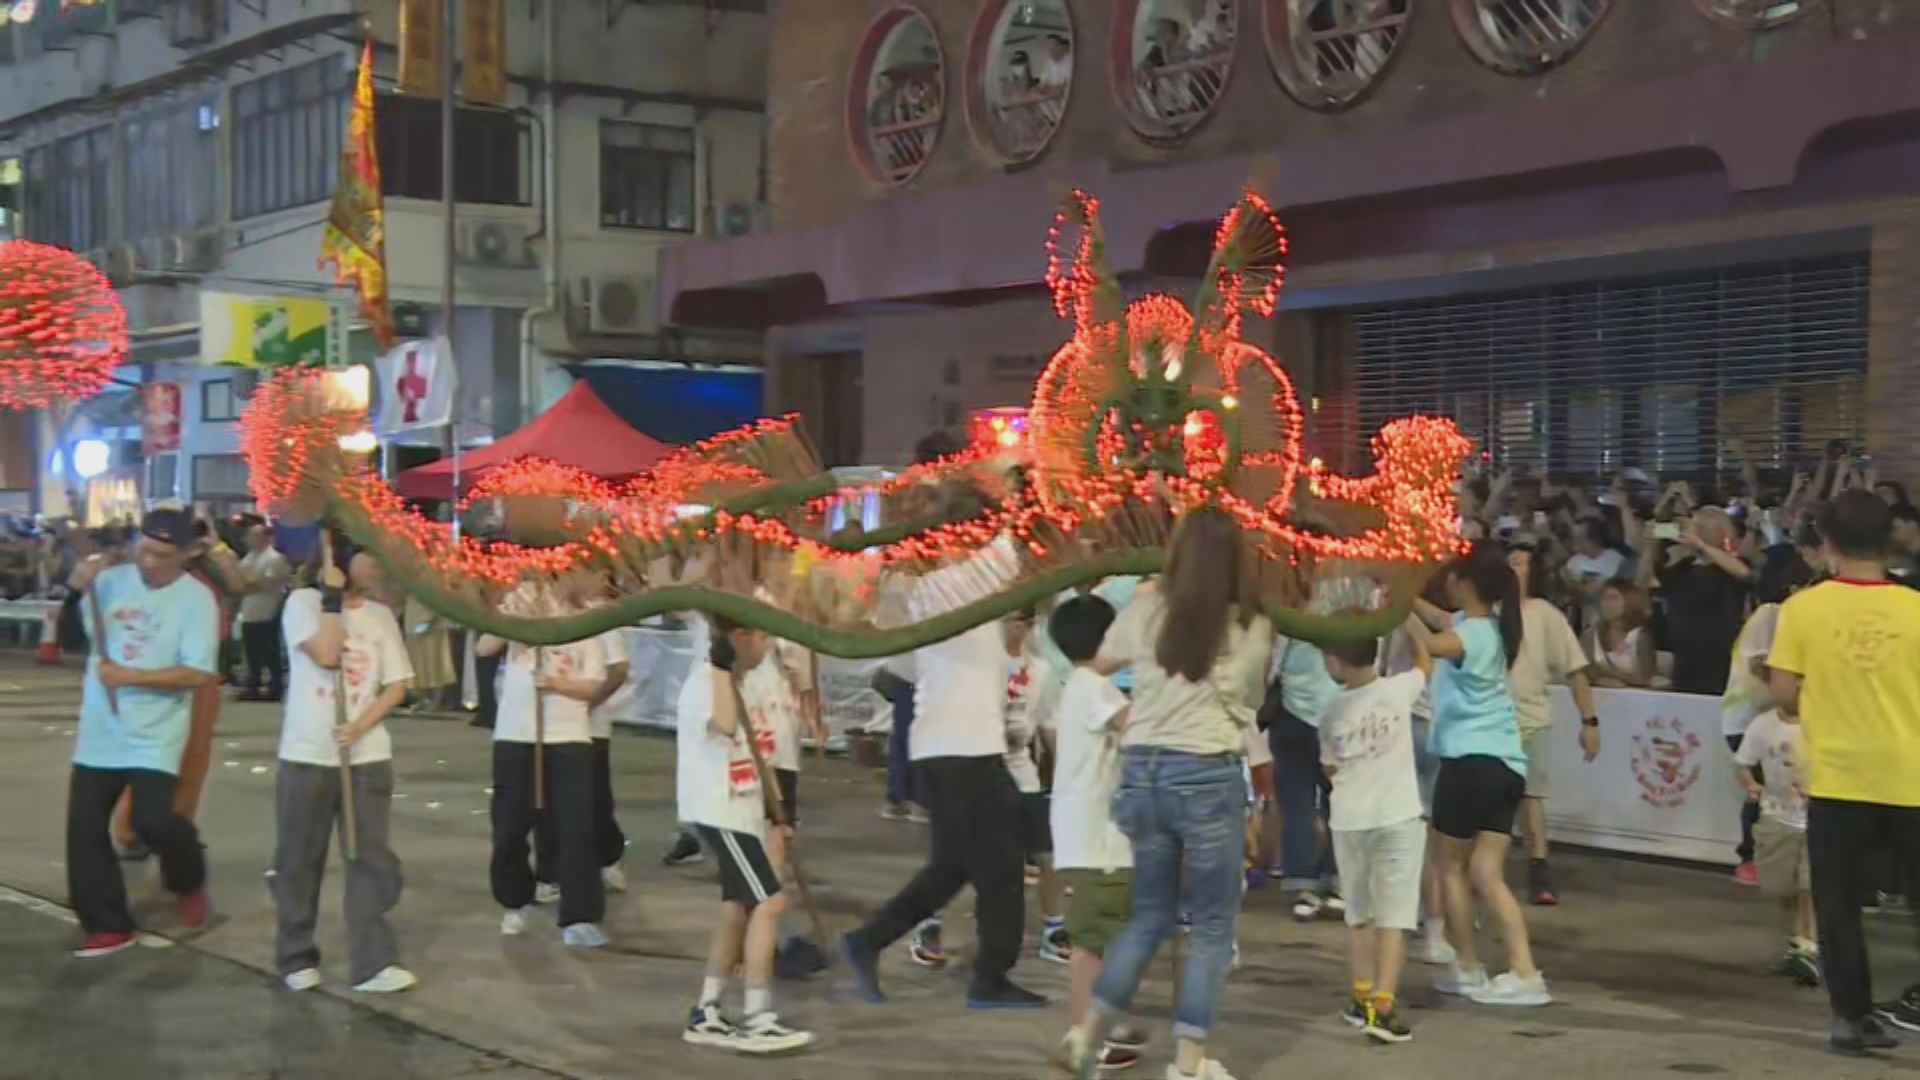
[{"left": 1653, "top": 522, "right": 1682, "bottom": 542}]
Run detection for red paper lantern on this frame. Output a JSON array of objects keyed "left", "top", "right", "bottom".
[{"left": 0, "top": 240, "right": 128, "bottom": 410}]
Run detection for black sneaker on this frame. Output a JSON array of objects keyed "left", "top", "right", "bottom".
[
  {"left": 1782, "top": 950, "right": 1822, "bottom": 989},
  {"left": 965, "top": 977, "right": 1047, "bottom": 1010},
  {"left": 662, "top": 832, "right": 703, "bottom": 867},
  {"left": 1831, "top": 1014, "right": 1899, "bottom": 1055},
  {"left": 775, "top": 935, "right": 828, "bottom": 980},
  {"left": 1528, "top": 861, "right": 1558, "bottom": 906},
  {"left": 1341, "top": 997, "right": 1367, "bottom": 1028},
  {"left": 1874, "top": 985, "right": 1920, "bottom": 1033},
  {"left": 838, "top": 932, "right": 885, "bottom": 1003},
  {"left": 1364, "top": 1001, "right": 1413, "bottom": 1044}
]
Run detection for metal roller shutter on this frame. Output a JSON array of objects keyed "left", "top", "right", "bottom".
[{"left": 1346, "top": 253, "right": 1870, "bottom": 482}]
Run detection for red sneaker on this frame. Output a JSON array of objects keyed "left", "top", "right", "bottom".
[
  {"left": 1732, "top": 861, "right": 1759, "bottom": 887},
  {"left": 73, "top": 931, "right": 137, "bottom": 958},
  {"left": 178, "top": 889, "right": 211, "bottom": 930}
]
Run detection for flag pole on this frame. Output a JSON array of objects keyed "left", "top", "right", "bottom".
[{"left": 441, "top": 0, "right": 461, "bottom": 540}]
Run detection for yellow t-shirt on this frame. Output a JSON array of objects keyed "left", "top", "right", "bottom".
[{"left": 1768, "top": 579, "right": 1920, "bottom": 806}]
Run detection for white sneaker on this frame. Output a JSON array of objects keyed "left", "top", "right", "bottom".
[
  {"left": 683, "top": 1003, "right": 738, "bottom": 1049},
  {"left": 500, "top": 908, "right": 528, "bottom": 936},
  {"left": 1435, "top": 963, "right": 1489, "bottom": 996},
  {"left": 352, "top": 966, "right": 418, "bottom": 994},
  {"left": 1420, "top": 935, "right": 1457, "bottom": 966},
  {"left": 735, "top": 1011, "right": 814, "bottom": 1055},
  {"left": 533, "top": 882, "right": 561, "bottom": 906},
  {"left": 562, "top": 922, "right": 609, "bottom": 948},
  {"left": 602, "top": 865, "right": 627, "bottom": 893},
  {"left": 283, "top": 967, "right": 321, "bottom": 992},
  {"left": 1167, "top": 1059, "right": 1238, "bottom": 1080},
  {"left": 1467, "top": 970, "right": 1552, "bottom": 1007}
]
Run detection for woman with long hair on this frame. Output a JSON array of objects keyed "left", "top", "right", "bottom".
[
  {"left": 1585, "top": 582, "right": 1655, "bottom": 688},
  {"left": 1402, "top": 543, "right": 1551, "bottom": 1006},
  {"left": 1052, "top": 508, "right": 1272, "bottom": 1080}
]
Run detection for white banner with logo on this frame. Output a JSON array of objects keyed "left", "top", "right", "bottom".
[
  {"left": 1543, "top": 686, "right": 1746, "bottom": 866},
  {"left": 373, "top": 336, "right": 455, "bottom": 435}
]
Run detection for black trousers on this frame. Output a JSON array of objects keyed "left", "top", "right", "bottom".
[
  {"left": 240, "top": 619, "right": 284, "bottom": 698},
  {"left": 1726, "top": 734, "right": 1761, "bottom": 862},
  {"left": 475, "top": 651, "right": 503, "bottom": 730},
  {"left": 490, "top": 741, "right": 602, "bottom": 926},
  {"left": 535, "top": 737, "right": 626, "bottom": 882},
  {"left": 1807, "top": 796, "right": 1920, "bottom": 1019},
  {"left": 850, "top": 754, "right": 1025, "bottom": 983},
  {"left": 66, "top": 766, "right": 206, "bottom": 934}
]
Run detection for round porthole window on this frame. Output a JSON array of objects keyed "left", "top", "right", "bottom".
[
  {"left": 1110, "top": 0, "right": 1241, "bottom": 143},
  {"left": 847, "top": 7, "right": 948, "bottom": 186},
  {"left": 1450, "top": 0, "right": 1613, "bottom": 76},
  {"left": 966, "top": 0, "right": 1077, "bottom": 164},
  {"left": 1691, "top": 0, "right": 1821, "bottom": 29},
  {"left": 1263, "top": 0, "right": 1412, "bottom": 112}
]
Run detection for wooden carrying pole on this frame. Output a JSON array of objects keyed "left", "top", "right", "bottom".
[
  {"left": 85, "top": 585, "right": 117, "bottom": 715},
  {"left": 321, "top": 533, "right": 359, "bottom": 861},
  {"left": 728, "top": 671, "right": 828, "bottom": 949}
]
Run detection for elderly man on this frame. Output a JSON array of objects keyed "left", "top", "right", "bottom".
[
  {"left": 238, "top": 522, "right": 291, "bottom": 702},
  {"left": 1636, "top": 505, "right": 1752, "bottom": 696},
  {"left": 66, "top": 508, "right": 222, "bottom": 958}
]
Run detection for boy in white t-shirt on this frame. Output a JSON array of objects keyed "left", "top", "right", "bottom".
[
  {"left": 1043, "top": 596, "right": 1147, "bottom": 1075},
  {"left": 677, "top": 616, "right": 814, "bottom": 1056},
  {"left": 1320, "top": 634, "right": 1428, "bottom": 1045},
  {"left": 274, "top": 550, "right": 415, "bottom": 994},
  {"left": 476, "top": 585, "right": 624, "bottom": 949},
  {"left": 1733, "top": 708, "right": 1819, "bottom": 985}
]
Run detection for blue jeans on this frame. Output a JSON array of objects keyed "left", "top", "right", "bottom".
[
  {"left": 1269, "top": 708, "right": 1335, "bottom": 892},
  {"left": 1091, "top": 746, "right": 1248, "bottom": 1043},
  {"left": 886, "top": 688, "right": 919, "bottom": 806}
]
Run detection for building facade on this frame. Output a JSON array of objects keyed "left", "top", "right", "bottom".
[
  {"left": 660, "top": 0, "right": 1920, "bottom": 487},
  {"left": 0, "top": 0, "right": 768, "bottom": 517}
]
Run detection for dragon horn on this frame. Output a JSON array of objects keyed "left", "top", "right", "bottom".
[
  {"left": 1187, "top": 188, "right": 1288, "bottom": 358},
  {"left": 1045, "top": 188, "right": 1129, "bottom": 362}
]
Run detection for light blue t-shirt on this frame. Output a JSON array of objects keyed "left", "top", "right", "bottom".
[
  {"left": 1275, "top": 636, "right": 1340, "bottom": 727},
  {"left": 1093, "top": 576, "right": 1141, "bottom": 693},
  {"left": 1428, "top": 614, "right": 1527, "bottom": 777},
  {"left": 73, "top": 564, "right": 221, "bottom": 775}
]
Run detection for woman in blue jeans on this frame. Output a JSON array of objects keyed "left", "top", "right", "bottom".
[{"left": 1052, "top": 509, "right": 1273, "bottom": 1080}]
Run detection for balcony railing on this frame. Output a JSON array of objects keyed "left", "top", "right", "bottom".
[
  {"left": 870, "top": 110, "right": 943, "bottom": 183},
  {"left": 1133, "top": 52, "right": 1231, "bottom": 129},
  {"left": 988, "top": 86, "right": 1068, "bottom": 159}
]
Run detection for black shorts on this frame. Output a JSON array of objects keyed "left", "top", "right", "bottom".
[
  {"left": 768, "top": 768, "right": 799, "bottom": 825},
  {"left": 1431, "top": 755, "right": 1526, "bottom": 841},
  {"left": 695, "top": 825, "right": 782, "bottom": 907},
  {"left": 1021, "top": 791, "right": 1052, "bottom": 859}
]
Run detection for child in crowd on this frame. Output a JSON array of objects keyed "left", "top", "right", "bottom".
[
  {"left": 1319, "top": 633, "right": 1428, "bottom": 1043},
  {"left": 1003, "top": 607, "right": 1071, "bottom": 963},
  {"left": 1403, "top": 545, "right": 1551, "bottom": 1007},
  {"left": 676, "top": 615, "right": 814, "bottom": 1055},
  {"left": 1044, "top": 596, "right": 1147, "bottom": 1074},
  {"left": 477, "top": 583, "right": 624, "bottom": 949},
  {"left": 1734, "top": 707, "right": 1819, "bottom": 986},
  {"left": 273, "top": 547, "right": 416, "bottom": 994}
]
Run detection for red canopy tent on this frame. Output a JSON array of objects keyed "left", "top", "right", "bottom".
[{"left": 395, "top": 379, "right": 671, "bottom": 500}]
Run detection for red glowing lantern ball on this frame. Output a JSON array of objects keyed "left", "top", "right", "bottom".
[{"left": 0, "top": 240, "right": 129, "bottom": 410}]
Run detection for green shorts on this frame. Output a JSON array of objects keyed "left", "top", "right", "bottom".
[{"left": 1062, "top": 869, "right": 1133, "bottom": 953}]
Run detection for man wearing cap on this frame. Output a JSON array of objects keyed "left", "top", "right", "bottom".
[{"left": 65, "top": 508, "right": 222, "bottom": 958}]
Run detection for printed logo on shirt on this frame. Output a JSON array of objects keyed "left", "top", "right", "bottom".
[
  {"left": 1325, "top": 706, "right": 1402, "bottom": 767},
  {"left": 1837, "top": 615, "right": 1903, "bottom": 672},
  {"left": 1630, "top": 715, "right": 1703, "bottom": 809},
  {"left": 728, "top": 725, "right": 776, "bottom": 795},
  {"left": 108, "top": 604, "right": 157, "bottom": 664}
]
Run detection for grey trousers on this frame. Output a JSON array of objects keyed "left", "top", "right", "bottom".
[{"left": 273, "top": 759, "right": 403, "bottom": 984}]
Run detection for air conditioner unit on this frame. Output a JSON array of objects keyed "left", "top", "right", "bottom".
[
  {"left": 151, "top": 230, "right": 223, "bottom": 274},
  {"left": 102, "top": 244, "right": 140, "bottom": 286},
  {"left": 165, "top": 0, "right": 221, "bottom": 48},
  {"left": 456, "top": 219, "right": 536, "bottom": 268},
  {"left": 584, "top": 274, "right": 656, "bottom": 335}
]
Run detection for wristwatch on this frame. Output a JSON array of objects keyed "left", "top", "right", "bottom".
[{"left": 1580, "top": 716, "right": 1600, "bottom": 729}]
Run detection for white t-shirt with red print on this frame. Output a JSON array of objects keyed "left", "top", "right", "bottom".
[
  {"left": 1318, "top": 670, "right": 1426, "bottom": 832},
  {"left": 495, "top": 633, "right": 619, "bottom": 746},
  {"left": 1003, "top": 654, "right": 1043, "bottom": 793},
  {"left": 279, "top": 589, "right": 414, "bottom": 767}
]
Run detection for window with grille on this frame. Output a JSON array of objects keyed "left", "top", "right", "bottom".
[
  {"left": 1690, "top": 0, "right": 1820, "bottom": 29},
  {"left": 599, "top": 122, "right": 695, "bottom": 231},
  {"left": 123, "top": 89, "right": 222, "bottom": 242},
  {"left": 1343, "top": 254, "right": 1870, "bottom": 482},
  {"left": 231, "top": 56, "right": 350, "bottom": 220},
  {"left": 21, "top": 128, "right": 110, "bottom": 250},
  {"left": 191, "top": 453, "right": 251, "bottom": 498},
  {"left": 377, "top": 96, "right": 532, "bottom": 206},
  {"left": 1265, "top": 0, "right": 1411, "bottom": 112},
  {"left": 1450, "top": 0, "right": 1612, "bottom": 76}
]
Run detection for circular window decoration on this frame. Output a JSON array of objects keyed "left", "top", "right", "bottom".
[
  {"left": 847, "top": 7, "right": 948, "bottom": 186},
  {"left": 965, "top": 0, "right": 1076, "bottom": 164},
  {"left": 1110, "top": 0, "right": 1241, "bottom": 143},
  {"left": 1263, "top": 0, "right": 1412, "bottom": 111},
  {"left": 1690, "top": 0, "right": 1821, "bottom": 28},
  {"left": 1450, "top": 0, "right": 1613, "bottom": 76}
]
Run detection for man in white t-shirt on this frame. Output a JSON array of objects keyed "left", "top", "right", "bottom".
[
  {"left": 477, "top": 591, "right": 624, "bottom": 949},
  {"left": 1319, "top": 635, "right": 1427, "bottom": 1044},
  {"left": 840, "top": 532, "right": 1044, "bottom": 1009},
  {"left": 534, "top": 623, "right": 630, "bottom": 899},
  {"left": 274, "top": 550, "right": 415, "bottom": 994},
  {"left": 677, "top": 616, "right": 813, "bottom": 1056},
  {"left": 237, "top": 523, "right": 291, "bottom": 701}
]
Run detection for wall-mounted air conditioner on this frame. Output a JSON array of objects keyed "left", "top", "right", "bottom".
[{"left": 583, "top": 275, "right": 656, "bottom": 336}]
